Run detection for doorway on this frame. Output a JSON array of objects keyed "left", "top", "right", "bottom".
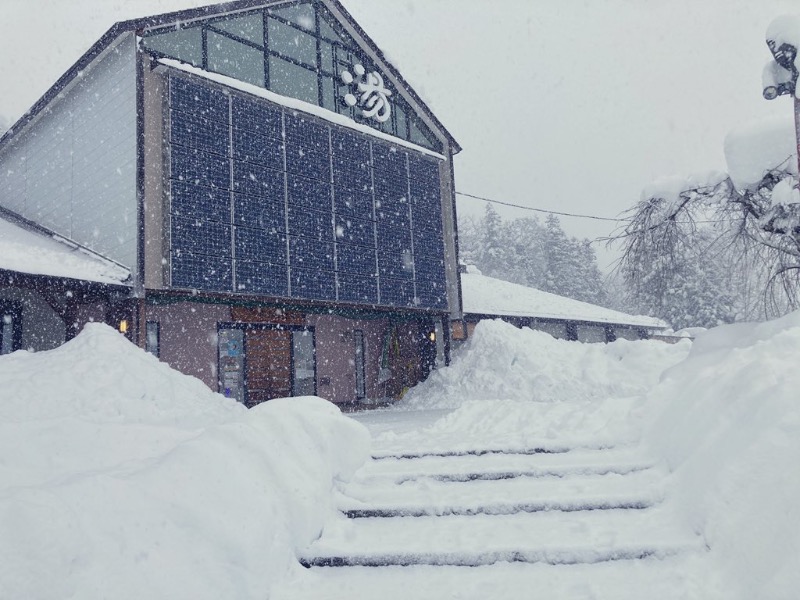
[{"left": 218, "top": 323, "right": 316, "bottom": 407}]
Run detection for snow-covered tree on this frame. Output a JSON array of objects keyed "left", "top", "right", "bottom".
[
  {"left": 615, "top": 166, "right": 799, "bottom": 325},
  {"left": 458, "top": 208, "right": 608, "bottom": 305},
  {"left": 477, "top": 204, "right": 505, "bottom": 276}
]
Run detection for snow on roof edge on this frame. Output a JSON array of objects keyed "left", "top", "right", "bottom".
[
  {"left": 158, "top": 59, "right": 446, "bottom": 161},
  {"left": 461, "top": 270, "right": 666, "bottom": 329},
  {"left": 0, "top": 215, "right": 132, "bottom": 286}
]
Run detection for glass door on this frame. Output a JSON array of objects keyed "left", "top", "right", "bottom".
[
  {"left": 354, "top": 330, "right": 366, "bottom": 400},
  {"left": 218, "top": 328, "right": 245, "bottom": 404},
  {"left": 291, "top": 329, "right": 316, "bottom": 396}
]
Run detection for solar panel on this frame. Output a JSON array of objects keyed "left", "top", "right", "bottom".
[
  {"left": 235, "top": 260, "right": 288, "bottom": 296},
  {"left": 167, "top": 75, "right": 448, "bottom": 310},
  {"left": 171, "top": 251, "right": 233, "bottom": 291}
]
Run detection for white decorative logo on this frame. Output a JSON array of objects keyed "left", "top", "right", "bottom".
[{"left": 341, "top": 63, "right": 392, "bottom": 123}]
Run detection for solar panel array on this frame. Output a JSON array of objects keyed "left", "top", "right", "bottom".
[{"left": 168, "top": 76, "right": 448, "bottom": 310}]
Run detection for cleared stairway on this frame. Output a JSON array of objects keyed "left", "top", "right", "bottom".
[{"left": 273, "top": 446, "right": 705, "bottom": 600}]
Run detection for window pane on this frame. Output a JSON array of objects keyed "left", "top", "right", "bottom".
[
  {"left": 269, "top": 55, "right": 318, "bottom": 104},
  {"left": 320, "top": 40, "right": 334, "bottom": 73},
  {"left": 270, "top": 2, "right": 316, "bottom": 32},
  {"left": 145, "top": 322, "right": 160, "bottom": 357},
  {"left": 321, "top": 77, "right": 336, "bottom": 111},
  {"left": 208, "top": 31, "right": 266, "bottom": 88},
  {"left": 395, "top": 102, "right": 408, "bottom": 139},
  {"left": 409, "top": 118, "right": 438, "bottom": 150},
  {"left": 1, "top": 315, "right": 13, "bottom": 355},
  {"left": 268, "top": 18, "right": 317, "bottom": 67},
  {"left": 142, "top": 27, "right": 203, "bottom": 67},
  {"left": 212, "top": 13, "right": 264, "bottom": 46},
  {"left": 319, "top": 12, "right": 346, "bottom": 44}
]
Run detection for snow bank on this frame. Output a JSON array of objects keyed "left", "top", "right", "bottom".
[
  {"left": 724, "top": 115, "right": 797, "bottom": 191},
  {"left": 405, "top": 319, "right": 690, "bottom": 409},
  {"left": 0, "top": 324, "right": 370, "bottom": 600},
  {"left": 386, "top": 320, "right": 690, "bottom": 452},
  {"left": 643, "top": 312, "right": 800, "bottom": 599}
]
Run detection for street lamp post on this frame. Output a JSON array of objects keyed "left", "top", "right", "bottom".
[{"left": 763, "top": 36, "right": 800, "bottom": 175}]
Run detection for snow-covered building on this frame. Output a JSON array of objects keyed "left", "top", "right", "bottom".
[
  {"left": 454, "top": 267, "right": 666, "bottom": 343},
  {"left": 0, "top": 0, "right": 462, "bottom": 405}
]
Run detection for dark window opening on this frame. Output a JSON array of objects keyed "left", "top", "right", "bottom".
[{"left": 0, "top": 301, "right": 23, "bottom": 355}]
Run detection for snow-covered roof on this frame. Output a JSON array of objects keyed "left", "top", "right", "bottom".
[
  {"left": 461, "top": 267, "right": 666, "bottom": 329},
  {"left": 0, "top": 216, "right": 131, "bottom": 285}
]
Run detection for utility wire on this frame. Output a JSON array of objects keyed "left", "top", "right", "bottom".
[{"left": 455, "top": 191, "right": 627, "bottom": 223}]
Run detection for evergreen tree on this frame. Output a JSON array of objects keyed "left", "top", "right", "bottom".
[
  {"left": 477, "top": 204, "right": 505, "bottom": 277},
  {"left": 458, "top": 207, "right": 608, "bottom": 307}
]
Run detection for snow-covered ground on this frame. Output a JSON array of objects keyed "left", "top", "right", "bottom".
[
  {"left": 2, "top": 316, "right": 799, "bottom": 599},
  {"left": 0, "top": 324, "right": 369, "bottom": 600}
]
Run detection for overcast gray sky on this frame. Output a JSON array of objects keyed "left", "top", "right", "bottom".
[{"left": 1, "top": 0, "right": 797, "bottom": 269}]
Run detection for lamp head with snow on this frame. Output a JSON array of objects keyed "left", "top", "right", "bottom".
[
  {"left": 763, "top": 40, "right": 798, "bottom": 100},
  {"left": 763, "top": 83, "right": 794, "bottom": 100}
]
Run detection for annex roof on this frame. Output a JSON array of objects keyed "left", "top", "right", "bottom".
[
  {"left": 0, "top": 0, "right": 460, "bottom": 155},
  {"left": 0, "top": 212, "right": 131, "bottom": 286},
  {"left": 461, "top": 267, "right": 666, "bottom": 330}
]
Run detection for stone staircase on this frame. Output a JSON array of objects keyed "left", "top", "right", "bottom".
[{"left": 272, "top": 446, "right": 704, "bottom": 600}]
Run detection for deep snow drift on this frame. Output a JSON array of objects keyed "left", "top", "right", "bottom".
[
  {"left": 388, "top": 320, "right": 691, "bottom": 453},
  {"left": 390, "top": 316, "right": 800, "bottom": 599},
  {"left": 643, "top": 312, "right": 800, "bottom": 600},
  {"left": 0, "top": 324, "right": 370, "bottom": 600}
]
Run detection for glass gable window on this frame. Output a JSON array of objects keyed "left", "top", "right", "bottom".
[
  {"left": 268, "top": 17, "right": 317, "bottom": 65},
  {"left": 212, "top": 13, "right": 264, "bottom": 44},
  {"left": 140, "top": 1, "right": 443, "bottom": 152},
  {"left": 207, "top": 31, "right": 265, "bottom": 88},
  {"left": 269, "top": 55, "right": 318, "bottom": 105}
]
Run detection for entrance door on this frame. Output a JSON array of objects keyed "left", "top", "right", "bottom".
[
  {"left": 245, "top": 328, "right": 292, "bottom": 406},
  {"left": 291, "top": 329, "right": 316, "bottom": 396}
]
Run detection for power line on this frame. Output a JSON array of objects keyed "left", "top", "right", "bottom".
[{"left": 455, "top": 190, "right": 627, "bottom": 223}]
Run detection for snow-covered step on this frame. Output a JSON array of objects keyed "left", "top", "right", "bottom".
[
  {"left": 303, "top": 508, "right": 702, "bottom": 567},
  {"left": 371, "top": 446, "right": 572, "bottom": 459},
  {"left": 339, "top": 468, "right": 663, "bottom": 517},
  {"left": 358, "top": 447, "right": 655, "bottom": 480},
  {"left": 272, "top": 557, "right": 703, "bottom": 600}
]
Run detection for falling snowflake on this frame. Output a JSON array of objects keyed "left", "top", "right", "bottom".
[{"left": 340, "top": 63, "right": 392, "bottom": 123}]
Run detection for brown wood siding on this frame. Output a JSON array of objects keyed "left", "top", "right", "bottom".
[
  {"left": 232, "top": 306, "right": 305, "bottom": 326},
  {"left": 245, "top": 329, "right": 292, "bottom": 406}
]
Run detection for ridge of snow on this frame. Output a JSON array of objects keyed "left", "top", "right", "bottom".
[
  {"left": 0, "top": 216, "right": 130, "bottom": 285},
  {"left": 724, "top": 115, "right": 797, "bottom": 190},
  {"left": 641, "top": 171, "right": 728, "bottom": 204},
  {"left": 461, "top": 270, "right": 665, "bottom": 329},
  {"left": 0, "top": 323, "right": 370, "bottom": 599},
  {"left": 157, "top": 58, "right": 446, "bottom": 160}
]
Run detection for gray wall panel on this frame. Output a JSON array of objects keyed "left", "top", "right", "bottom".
[{"left": 0, "top": 34, "right": 138, "bottom": 269}]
